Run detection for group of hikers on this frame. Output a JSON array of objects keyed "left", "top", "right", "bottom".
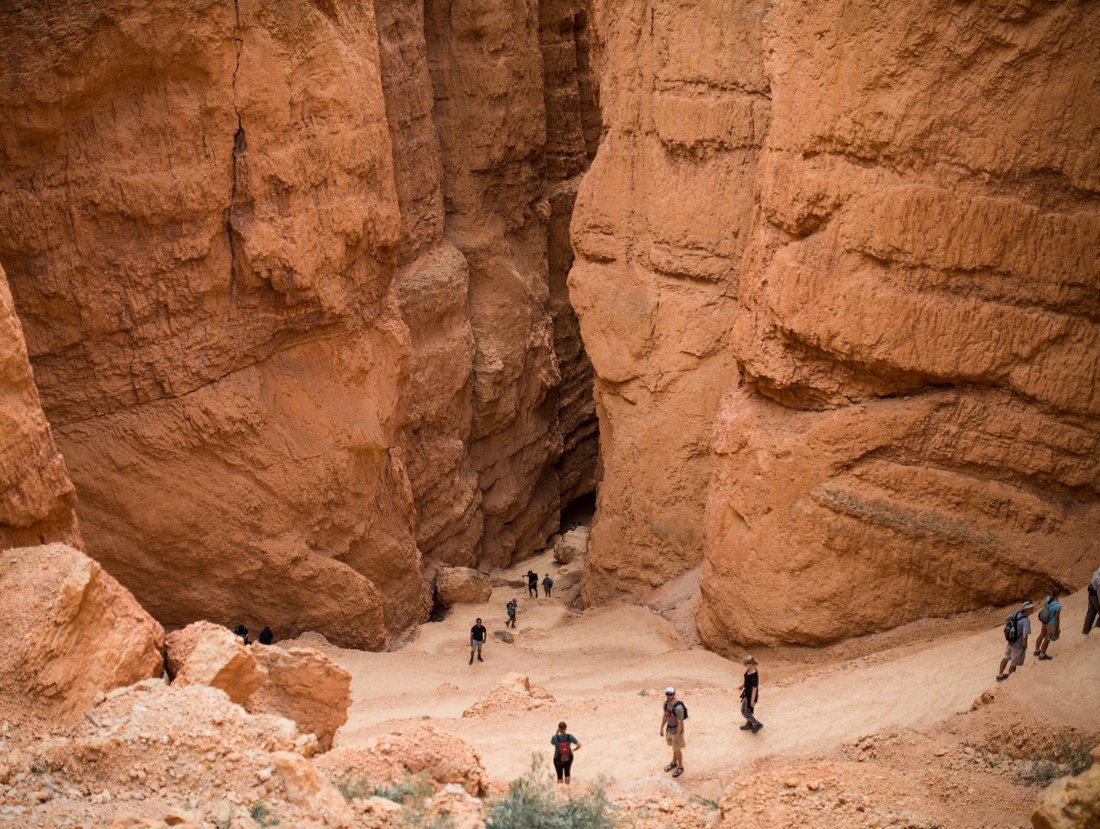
[{"left": 997, "top": 568, "right": 1100, "bottom": 681}]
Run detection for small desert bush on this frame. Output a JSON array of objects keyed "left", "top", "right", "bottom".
[
  {"left": 335, "top": 773, "right": 452, "bottom": 828},
  {"left": 249, "top": 801, "right": 279, "bottom": 827},
  {"left": 485, "top": 756, "right": 618, "bottom": 829}
]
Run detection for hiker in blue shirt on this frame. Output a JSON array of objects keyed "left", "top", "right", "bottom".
[{"left": 1034, "top": 587, "right": 1062, "bottom": 661}]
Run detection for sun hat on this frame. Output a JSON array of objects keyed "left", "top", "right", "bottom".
[
  {"left": 664, "top": 687, "right": 675, "bottom": 696},
  {"left": 1022, "top": 600, "right": 1035, "bottom": 609}
]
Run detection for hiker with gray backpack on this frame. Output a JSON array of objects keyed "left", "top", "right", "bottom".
[{"left": 996, "top": 600, "right": 1034, "bottom": 682}]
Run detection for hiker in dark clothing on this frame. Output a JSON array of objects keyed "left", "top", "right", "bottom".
[
  {"left": 233, "top": 624, "right": 251, "bottom": 645},
  {"left": 527, "top": 570, "right": 539, "bottom": 598},
  {"left": 738, "top": 655, "right": 762, "bottom": 733},
  {"left": 506, "top": 598, "right": 518, "bottom": 629},
  {"left": 542, "top": 574, "right": 554, "bottom": 598},
  {"left": 469, "top": 618, "right": 487, "bottom": 665},
  {"left": 551, "top": 721, "right": 581, "bottom": 785},
  {"left": 258, "top": 626, "right": 274, "bottom": 645}
]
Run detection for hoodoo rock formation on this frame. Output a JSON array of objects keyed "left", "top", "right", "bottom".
[
  {"left": 0, "top": 0, "right": 599, "bottom": 646},
  {"left": 574, "top": 0, "right": 1100, "bottom": 647}
]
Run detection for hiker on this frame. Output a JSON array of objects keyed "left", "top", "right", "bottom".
[
  {"left": 506, "top": 597, "right": 518, "bottom": 629},
  {"left": 469, "top": 617, "right": 487, "bottom": 665},
  {"left": 527, "top": 570, "right": 539, "bottom": 598},
  {"left": 258, "top": 626, "right": 274, "bottom": 645},
  {"left": 550, "top": 721, "right": 581, "bottom": 785},
  {"left": 996, "top": 600, "right": 1034, "bottom": 681},
  {"left": 233, "top": 624, "right": 251, "bottom": 645},
  {"left": 738, "top": 655, "right": 762, "bottom": 733},
  {"left": 1034, "top": 588, "right": 1062, "bottom": 660},
  {"left": 659, "top": 687, "right": 686, "bottom": 778},
  {"left": 1084, "top": 567, "right": 1100, "bottom": 635},
  {"left": 542, "top": 573, "right": 554, "bottom": 598}
]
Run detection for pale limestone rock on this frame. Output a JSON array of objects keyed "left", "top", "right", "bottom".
[
  {"left": 246, "top": 645, "right": 352, "bottom": 752},
  {"left": 553, "top": 526, "right": 589, "bottom": 564},
  {"left": 1031, "top": 764, "right": 1100, "bottom": 829},
  {"left": 165, "top": 621, "right": 266, "bottom": 705},
  {"left": 435, "top": 567, "right": 492, "bottom": 606},
  {"left": 0, "top": 543, "right": 164, "bottom": 723}
]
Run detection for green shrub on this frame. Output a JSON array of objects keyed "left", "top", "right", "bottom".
[
  {"left": 486, "top": 756, "right": 618, "bottom": 829},
  {"left": 249, "top": 801, "right": 279, "bottom": 827}
]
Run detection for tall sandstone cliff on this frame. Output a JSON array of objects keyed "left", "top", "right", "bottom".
[
  {"left": 574, "top": 0, "right": 1100, "bottom": 648},
  {"left": 0, "top": 0, "right": 598, "bottom": 647}
]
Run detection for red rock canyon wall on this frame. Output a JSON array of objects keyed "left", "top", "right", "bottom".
[
  {"left": 575, "top": 0, "right": 1100, "bottom": 648},
  {"left": 0, "top": 0, "right": 599, "bottom": 646}
]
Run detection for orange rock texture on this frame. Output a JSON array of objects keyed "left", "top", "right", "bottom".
[
  {"left": 0, "top": 266, "right": 80, "bottom": 550},
  {"left": 0, "top": 1, "right": 599, "bottom": 646},
  {"left": 0, "top": 543, "right": 164, "bottom": 723},
  {"left": 574, "top": 0, "right": 1100, "bottom": 647}
]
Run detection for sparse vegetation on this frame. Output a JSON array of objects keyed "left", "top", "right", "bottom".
[
  {"left": 1015, "top": 736, "right": 1094, "bottom": 785},
  {"left": 485, "top": 756, "right": 618, "bottom": 829},
  {"left": 1016, "top": 759, "right": 1062, "bottom": 786},
  {"left": 1056, "top": 737, "right": 1093, "bottom": 775},
  {"left": 334, "top": 773, "right": 452, "bottom": 828},
  {"left": 638, "top": 689, "right": 649, "bottom": 697},
  {"left": 691, "top": 795, "right": 721, "bottom": 811},
  {"left": 249, "top": 801, "right": 279, "bottom": 827}
]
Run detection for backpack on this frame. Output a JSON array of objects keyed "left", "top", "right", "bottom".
[
  {"left": 1003, "top": 611, "right": 1022, "bottom": 643},
  {"left": 556, "top": 736, "right": 573, "bottom": 761},
  {"left": 666, "top": 700, "right": 688, "bottom": 721},
  {"left": 1038, "top": 605, "right": 1051, "bottom": 624}
]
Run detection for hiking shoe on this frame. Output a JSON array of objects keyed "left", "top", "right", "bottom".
[
  {"left": 1032, "top": 651, "right": 1040, "bottom": 656},
  {"left": 671, "top": 767, "right": 684, "bottom": 778},
  {"left": 739, "top": 724, "right": 754, "bottom": 731},
  {"left": 477, "top": 655, "right": 483, "bottom": 662},
  {"left": 664, "top": 762, "right": 677, "bottom": 772},
  {"left": 468, "top": 657, "right": 473, "bottom": 665},
  {"left": 995, "top": 674, "right": 1008, "bottom": 682},
  {"left": 1038, "top": 654, "right": 1053, "bottom": 660},
  {"left": 752, "top": 723, "right": 764, "bottom": 733}
]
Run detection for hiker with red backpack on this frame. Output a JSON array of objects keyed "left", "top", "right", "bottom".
[
  {"left": 996, "top": 600, "right": 1034, "bottom": 682},
  {"left": 551, "top": 721, "right": 581, "bottom": 785}
]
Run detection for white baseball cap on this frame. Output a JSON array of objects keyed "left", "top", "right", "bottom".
[{"left": 664, "top": 687, "right": 675, "bottom": 695}]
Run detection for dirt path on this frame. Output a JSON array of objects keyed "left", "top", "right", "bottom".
[{"left": 300, "top": 570, "right": 1099, "bottom": 794}]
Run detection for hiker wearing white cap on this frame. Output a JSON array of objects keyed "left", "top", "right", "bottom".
[
  {"left": 996, "top": 601, "right": 1034, "bottom": 682},
  {"left": 659, "top": 687, "right": 686, "bottom": 778}
]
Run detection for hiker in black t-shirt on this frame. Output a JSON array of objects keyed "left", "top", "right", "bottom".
[
  {"left": 738, "top": 655, "right": 762, "bottom": 733},
  {"left": 469, "top": 618, "right": 487, "bottom": 665},
  {"left": 233, "top": 624, "right": 251, "bottom": 645},
  {"left": 258, "top": 626, "right": 274, "bottom": 645},
  {"left": 542, "top": 574, "right": 554, "bottom": 598},
  {"left": 550, "top": 721, "right": 581, "bottom": 785},
  {"left": 527, "top": 570, "right": 539, "bottom": 598}
]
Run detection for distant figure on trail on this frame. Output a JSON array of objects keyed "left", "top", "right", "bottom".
[
  {"left": 527, "top": 570, "right": 539, "bottom": 598},
  {"left": 258, "top": 626, "right": 274, "bottom": 645},
  {"left": 1034, "top": 588, "right": 1061, "bottom": 660},
  {"left": 506, "top": 598, "right": 518, "bottom": 629},
  {"left": 1084, "top": 567, "right": 1100, "bottom": 635},
  {"left": 551, "top": 721, "right": 581, "bottom": 785},
  {"left": 738, "top": 655, "right": 762, "bottom": 733},
  {"left": 233, "top": 624, "right": 251, "bottom": 645},
  {"left": 996, "top": 600, "right": 1034, "bottom": 682},
  {"left": 542, "top": 574, "right": 554, "bottom": 598},
  {"left": 470, "top": 617, "right": 487, "bottom": 665},
  {"left": 659, "top": 686, "right": 686, "bottom": 778}
]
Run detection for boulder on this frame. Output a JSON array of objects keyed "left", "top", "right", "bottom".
[
  {"left": 462, "top": 673, "right": 555, "bottom": 719},
  {"left": 165, "top": 621, "right": 267, "bottom": 704},
  {"left": 246, "top": 645, "right": 352, "bottom": 751},
  {"left": 1031, "top": 763, "right": 1100, "bottom": 829},
  {"left": 553, "top": 526, "right": 589, "bottom": 564},
  {"left": 435, "top": 567, "right": 492, "bottom": 606},
  {"left": 272, "top": 751, "right": 355, "bottom": 828},
  {"left": 315, "top": 723, "right": 488, "bottom": 797},
  {"left": 0, "top": 543, "right": 164, "bottom": 722}
]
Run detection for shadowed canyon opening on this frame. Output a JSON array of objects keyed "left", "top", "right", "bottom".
[{"left": 1, "top": 1, "right": 1098, "bottom": 825}]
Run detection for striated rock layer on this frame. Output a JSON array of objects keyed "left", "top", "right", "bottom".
[
  {"left": 0, "top": 0, "right": 600, "bottom": 646},
  {"left": 575, "top": 0, "right": 1100, "bottom": 647}
]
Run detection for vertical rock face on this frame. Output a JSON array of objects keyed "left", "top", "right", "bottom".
[
  {"left": 0, "top": 265, "right": 80, "bottom": 550},
  {"left": 0, "top": 0, "right": 600, "bottom": 644},
  {"left": 0, "top": 1, "right": 418, "bottom": 648},
  {"left": 575, "top": 0, "right": 1100, "bottom": 647},
  {"left": 573, "top": 0, "right": 770, "bottom": 604}
]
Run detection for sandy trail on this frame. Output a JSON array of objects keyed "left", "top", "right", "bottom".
[{"left": 304, "top": 569, "right": 1099, "bottom": 792}]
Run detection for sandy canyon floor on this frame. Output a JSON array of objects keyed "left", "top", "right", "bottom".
[{"left": 277, "top": 550, "right": 1100, "bottom": 828}]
